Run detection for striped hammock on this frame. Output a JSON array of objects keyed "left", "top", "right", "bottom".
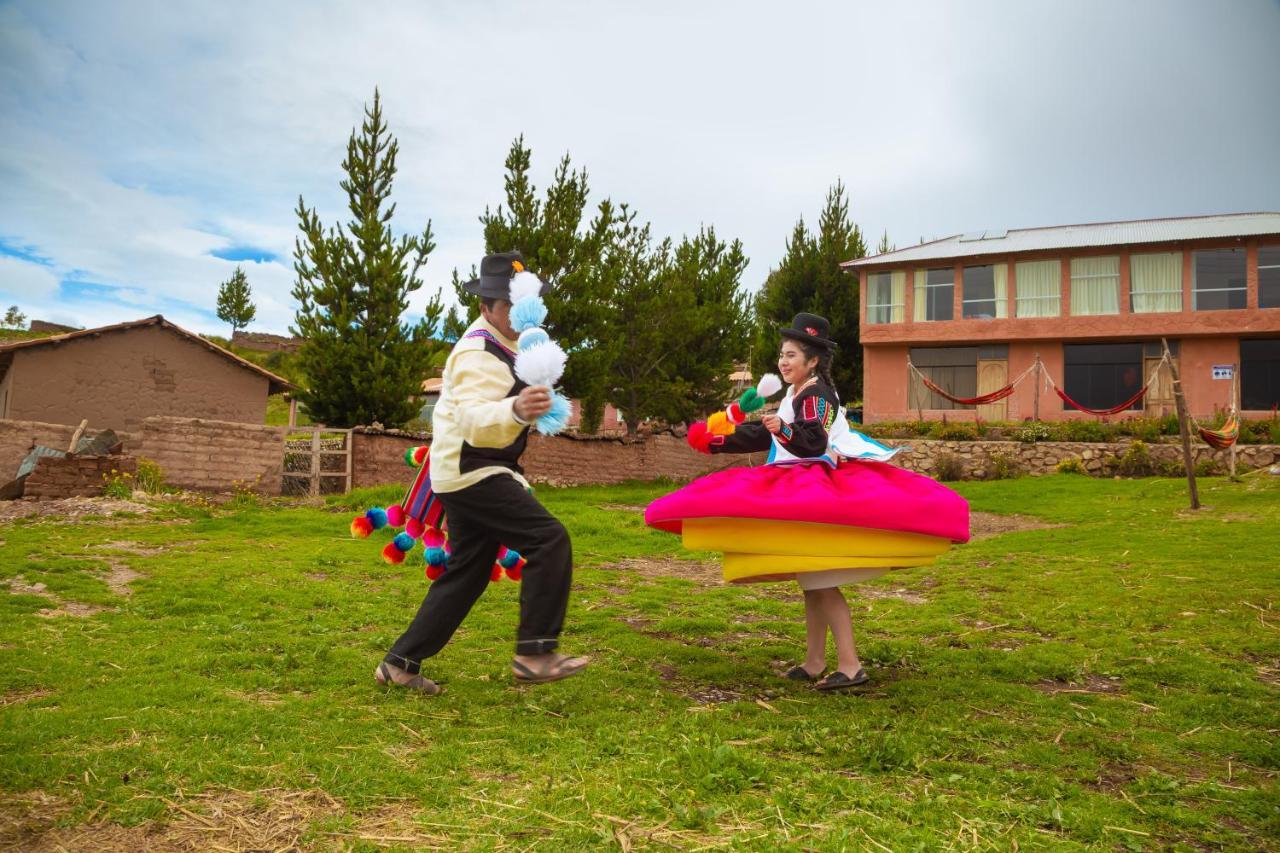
[{"left": 1197, "top": 413, "right": 1239, "bottom": 450}]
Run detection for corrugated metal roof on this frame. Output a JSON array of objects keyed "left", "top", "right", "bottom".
[{"left": 843, "top": 212, "right": 1280, "bottom": 268}]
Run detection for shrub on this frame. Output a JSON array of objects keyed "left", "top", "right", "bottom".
[
  {"left": 930, "top": 422, "right": 979, "bottom": 441},
  {"left": 1014, "top": 423, "right": 1052, "bottom": 444},
  {"left": 1056, "top": 457, "right": 1087, "bottom": 475},
  {"left": 1112, "top": 440, "right": 1156, "bottom": 477},
  {"left": 1064, "top": 420, "right": 1112, "bottom": 443},
  {"left": 934, "top": 453, "right": 966, "bottom": 481},
  {"left": 134, "top": 457, "right": 168, "bottom": 495},
  {"left": 101, "top": 468, "right": 134, "bottom": 498},
  {"left": 986, "top": 452, "right": 1025, "bottom": 480},
  {"left": 1194, "top": 458, "right": 1222, "bottom": 477}
]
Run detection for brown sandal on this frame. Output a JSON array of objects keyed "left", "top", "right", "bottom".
[
  {"left": 511, "top": 654, "right": 590, "bottom": 684},
  {"left": 376, "top": 661, "right": 442, "bottom": 695}
]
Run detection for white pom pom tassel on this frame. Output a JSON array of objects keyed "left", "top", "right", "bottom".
[
  {"left": 756, "top": 373, "right": 783, "bottom": 398},
  {"left": 509, "top": 271, "right": 543, "bottom": 305},
  {"left": 515, "top": 340, "right": 567, "bottom": 387}
]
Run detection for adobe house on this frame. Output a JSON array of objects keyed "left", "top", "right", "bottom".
[
  {"left": 845, "top": 212, "right": 1280, "bottom": 422},
  {"left": 0, "top": 315, "right": 293, "bottom": 429}
]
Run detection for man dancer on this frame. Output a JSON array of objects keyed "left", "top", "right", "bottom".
[{"left": 376, "top": 251, "right": 589, "bottom": 694}]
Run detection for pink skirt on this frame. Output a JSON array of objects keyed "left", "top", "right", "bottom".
[{"left": 645, "top": 460, "right": 970, "bottom": 544}]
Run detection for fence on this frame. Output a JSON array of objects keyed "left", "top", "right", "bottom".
[{"left": 283, "top": 428, "right": 352, "bottom": 496}]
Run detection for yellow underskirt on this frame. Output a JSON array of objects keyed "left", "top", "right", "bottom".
[{"left": 680, "top": 517, "right": 950, "bottom": 584}]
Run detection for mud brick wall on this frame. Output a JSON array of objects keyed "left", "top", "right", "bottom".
[
  {"left": 135, "top": 417, "right": 286, "bottom": 495},
  {"left": 0, "top": 419, "right": 135, "bottom": 479},
  {"left": 24, "top": 454, "right": 136, "bottom": 500},
  {"left": 350, "top": 429, "right": 426, "bottom": 490},
  {"left": 348, "top": 429, "right": 756, "bottom": 489}
]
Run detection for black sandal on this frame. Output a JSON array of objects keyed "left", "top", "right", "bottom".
[
  {"left": 783, "top": 665, "right": 823, "bottom": 682},
  {"left": 376, "top": 661, "right": 442, "bottom": 696},
  {"left": 815, "top": 668, "right": 870, "bottom": 691},
  {"left": 511, "top": 654, "right": 590, "bottom": 684}
]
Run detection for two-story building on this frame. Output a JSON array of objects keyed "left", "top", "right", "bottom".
[{"left": 845, "top": 212, "right": 1280, "bottom": 422}]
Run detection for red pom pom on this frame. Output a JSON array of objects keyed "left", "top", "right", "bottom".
[
  {"left": 423, "top": 526, "right": 446, "bottom": 549},
  {"left": 504, "top": 563, "right": 523, "bottom": 581},
  {"left": 386, "top": 504, "right": 405, "bottom": 527},
  {"left": 490, "top": 563, "right": 502, "bottom": 582},
  {"left": 686, "top": 421, "right": 713, "bottom": 454},
  {"left": 405, "top": 517, "right": 425, "bottom": 540},
  {"left": 413, "top": 445, "right": 429, "bottom": 465},
  {"left": 425, "top": 564, "right": 444, "bottom": 581},
  {"left": 381, "top": 542, "right": 406, "bottom": 565},
  {"left": 350, "top": 516, "right": 374, "bottom": 539},
  {"left": 726, "top": 401, "right": 745, "bottom": 424}
]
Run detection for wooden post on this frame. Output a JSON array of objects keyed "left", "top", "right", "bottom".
[
  {"left": 288, "top": 396, "right": 298, "bottom": 428},
  {"left": 1032, "top": 354, "right": 1041, "bottom": 422},
  {"left": 344, "top": 429, "right": 354, "bottom": 494},
  {"left": 910, "top": 362, "right": 924, "bottom": 422},
  {"left": 66, "top": 419, "right": 88, "bottom": 454},
  {"left": 1230, "top": 369, "right": 1239, "bottom": 479},
  {"left": 309, "top": 429, "right": 321, "bottom": 498},
  {"left": 1164, "top": 338, "right": 1199, "bottom": 509}
]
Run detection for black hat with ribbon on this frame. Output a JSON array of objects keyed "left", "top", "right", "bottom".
[
  {"left": 463, "top": 251, "right": 550, "bottom": 300},
  {"left": 779, "top": 312, "right": 837, "bottom": 350}
]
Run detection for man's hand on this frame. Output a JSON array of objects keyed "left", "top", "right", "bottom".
[
  {"left": 514, "top": 385, "right": 553, "bottom": 422},
  {"left": 762, "top": 415, "right": 783, "bottom": 434}
]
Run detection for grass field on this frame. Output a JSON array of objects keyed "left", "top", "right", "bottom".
[{"left": 1, "top": 474, "right": 1277, "bottom": 850}]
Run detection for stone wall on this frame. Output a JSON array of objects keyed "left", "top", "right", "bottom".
[
  {"left": 136, "top": 417, "right": 285, "bottom": 495},
  {"left": 0, "top": 419, "right": 134, "bottom": 476},
  {"left": 24, "top": 454, "right": 136, "bottom": 500},
  {"left": 883, "top": 438, "right": 1280, "bottom": 479}
]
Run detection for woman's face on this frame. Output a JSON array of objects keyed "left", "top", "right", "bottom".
[{"left": 778, "top": 340, "right": 818, "bottom": 385}]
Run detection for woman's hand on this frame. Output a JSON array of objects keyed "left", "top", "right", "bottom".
[{"left": 762, "top": 415, "right": 782, "bottom": 434}]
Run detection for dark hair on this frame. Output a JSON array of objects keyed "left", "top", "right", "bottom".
[
  {"left": 480, "top": 296, "right": 508, "bottom": 311},
  {"left": 797, "top": 340, "right": 837, "bottom": 399}
]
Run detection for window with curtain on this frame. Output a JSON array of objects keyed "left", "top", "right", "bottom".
[
  {"left": 1063, "top": 343, "right": 1144, "bottom": 411},
  {"left": 1242, "top": 338, "right": 1280, "bottom": 410},
  {"left": 1130, "top": 252, "right": 1182, "bottom": 313},
  {"left": 1193, "top": 248, "right": 1246, "bottom": 310},
  {"left": 909, "top": 346, "right": 977, "bottom": 410},
  {"left": 1259, "top": 246, "right": 1280, "bottom": 309},
  {"left": 961, "top": 264, "right": 1008, "bottom": 319},
  {"left": 1014, "top": 259, "right": 1061, "bottom": 317},
  {"left": 1070, "top": 256, "right": 1120, "bottom": 316},
  {"left": 913, "top": 268, "right": 954, "bottom": 321},
  {"left": 866, "top": 271, "right": 905, "bottom": 323}
]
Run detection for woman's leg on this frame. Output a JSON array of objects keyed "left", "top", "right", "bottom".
[
  {"left": 819, "top": 587, "right": 862, "bottom": 676},
  {"left": 802, "top": 589, "right": 828, "bottom": 675}
]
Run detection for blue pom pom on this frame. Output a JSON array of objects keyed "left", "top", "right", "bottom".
[
  {"left": 510, "top": 296, "right": 548, "bottom": 332},
  {"left": 499, "top": 548, "right": 521, "bottom": 569},
  {"left": 536, "top": 391, "right": 572, "bottom": 436},
  {"left": 365, "top": 507, "right": 389, "bottom": 529},
  {"left": 424, "top": 546, "right": 448, "bottom": 566},
  {"left": 518, "top": 327, "right": 550, "bottom": 351},
  {"left": 393, "top": 532, "right": 415, "bottom": 552}
]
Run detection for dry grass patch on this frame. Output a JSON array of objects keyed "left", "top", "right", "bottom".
[
  {"left": 2, "top": 575, "right": 110, "bottom": 618},
  {"left": 0, "top": 686, "right": 53, "bottom": 707},
  {"left": 0, "top": 496, "right": 155, "bottom": 524},
  {"left": 599, "top": 556, "right": 720, "bottom": 585},
  {"left": 1033, "top": 674, "right": 1125, "bottom": 695},
  {"left": 969, "top": 511, "right": 1068, "bottom": 540}
]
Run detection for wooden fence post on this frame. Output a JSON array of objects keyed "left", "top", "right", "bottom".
[{"left": 1164, "top": 338, "right": 1199, "bottom": 510}]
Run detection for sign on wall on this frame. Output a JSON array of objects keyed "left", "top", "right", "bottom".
[{"left": 1211, "top": 364, "right": 1235, "bottom": 380}]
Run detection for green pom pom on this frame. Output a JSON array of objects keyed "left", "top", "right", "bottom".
[
  {"left": 738, "top": 388, "right": 764, "bottom": 413},
  {"left": 403, "top": 447, "right": 417, "bottom": 467}
]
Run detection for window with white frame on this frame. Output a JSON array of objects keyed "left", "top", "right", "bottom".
[
  {"left": 1259, "top": 246, "right": 1280, "bottom": 309},
  {"left": 1014, "top": 259, "right": 1061, "bottom": 317},
  {"left": 1193, "top": 248, "right": 1246, "bottom": 310},
  {"left": 961, "top": 264, "right": 1008, "bottom": 319},
  {"left": 866, "top": 271, "right": 905, "bottom": 324},
  {"left": 1130, "top": 252, "right": 1182, "bottom": 313},
  {"left": 1070, "top": 256, "right": 1120, "bottom": 316},
  {"left": 913, "top": 267, "right": 954, "bottom": 321}
]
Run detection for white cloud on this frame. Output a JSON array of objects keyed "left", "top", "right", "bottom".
[
  {"left": 0, "top": 255, "right": 60, "bottom": 299},
  {"left": 0, "top": 0, "right": 1277, "bottom": 335}
]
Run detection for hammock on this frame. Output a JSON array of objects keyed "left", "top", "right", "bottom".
[
  {"left": 1197, "top": 414, "right": 1239, "bottom": 449},
  {"left": 909, "top": 361, "right": 1036, "bottom": 407},
  {"left": 1053, "top": 385, "right": 1149, "bottom": 416}
]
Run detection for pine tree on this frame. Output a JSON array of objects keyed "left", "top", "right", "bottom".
[
  {"left": 750, "top": 180, "right": 867, "bottom": 401},
  {"left": 215, "top": 266, "right": 256, "bottom": 336},
  {"left": 291, "top": 90, "right": 446, "bottom": 428},
  {"left": 876, "top": 230, "right": 894, "bottom": 255},
  {"left": 459, "top": 137, "right": 620, "bottom": 430}
]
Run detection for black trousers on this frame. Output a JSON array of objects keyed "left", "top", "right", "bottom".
[{"left": 384, "top": 473, "right": 573, "bottom": 673}]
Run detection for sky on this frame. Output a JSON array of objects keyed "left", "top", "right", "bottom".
[{"left": 2, "top": 0, "right": 1278, "bottom": 336}]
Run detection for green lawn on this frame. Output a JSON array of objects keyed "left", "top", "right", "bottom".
[{"left": 1, "top": 475, "right": 1277, "bottom": 850}]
